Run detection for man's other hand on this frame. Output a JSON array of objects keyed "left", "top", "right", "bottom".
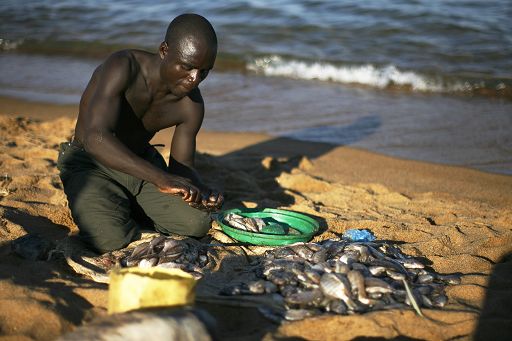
[{"left": 201, "top": 189, "right": 224, "bottom": 210}]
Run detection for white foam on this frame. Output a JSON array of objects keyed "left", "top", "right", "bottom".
[
  {"left": 0, "top": 38, "right": 23, "bottom": 51},
  {"left": 248, "top": 55, "right": 451, "bottom": 93}
]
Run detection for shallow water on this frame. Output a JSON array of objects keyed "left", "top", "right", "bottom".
[{"left": 1, "top": 0, "right": 511, "bottom": 97}]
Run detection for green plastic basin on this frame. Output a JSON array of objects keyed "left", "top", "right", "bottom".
[{"left": 216, "top": 208, "right": 319, "bottom": 246}]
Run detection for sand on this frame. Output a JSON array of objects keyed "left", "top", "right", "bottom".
[{"left": 0, "top": 96, "right": 511, "bottom": 341}]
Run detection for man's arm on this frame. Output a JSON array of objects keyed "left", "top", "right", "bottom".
[
  {"left": 168, "top": 89, "right": 224, "bottom": 209},
  {"left": 81, "top": 52, "right": 201, "bottom": 203},
  {"left": 168, "top": 88, "right": 204, "bottom": 186}
]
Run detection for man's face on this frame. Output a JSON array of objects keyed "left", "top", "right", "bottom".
[{"left": 159, "top": 37, "right": 216, "bottom": 97}]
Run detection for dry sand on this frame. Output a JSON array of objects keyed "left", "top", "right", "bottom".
[{"left": 0, "top": 96, "right": 511, "bottom": 340}]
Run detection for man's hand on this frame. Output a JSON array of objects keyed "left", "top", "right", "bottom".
[
  {"left": 201, "top": 189, "right": 224, "bottom": 211},
  {"left": 157, "top": 176, "right": 203, "bottom": 205}
]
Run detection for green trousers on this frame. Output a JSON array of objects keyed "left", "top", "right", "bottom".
[{"left": 57, "top": 141, "right": 211, "bottom": 253}]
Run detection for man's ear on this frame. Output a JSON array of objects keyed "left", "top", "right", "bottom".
[{"left": 159, "top": 42, "right": 168, "bottom": 59}]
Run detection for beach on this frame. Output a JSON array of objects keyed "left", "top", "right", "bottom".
[{"left": 1, "top": 96, "right": 511, "bottom": 340}]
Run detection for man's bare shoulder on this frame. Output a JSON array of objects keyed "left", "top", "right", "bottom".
[
  {"left": 96, "top": 50, "right": 140, "bottom": 80},
  {"left": 93, "top": 50, "right": 148, "bottom": 91}
]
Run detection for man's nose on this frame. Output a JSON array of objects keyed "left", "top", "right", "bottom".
[{"left": 188, "top": 70, "right": 200, "bottom": 84}]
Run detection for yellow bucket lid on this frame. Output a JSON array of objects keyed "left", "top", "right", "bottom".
[{"left": 108, "top": 267, "right": 197, "bottom": 314}]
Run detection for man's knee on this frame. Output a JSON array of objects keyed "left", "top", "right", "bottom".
[
  {"left": 156, "top": 210, "right": 212, "bottom": 238},
  {"left": 186, "top": 212, "right": 212, "bottom": 237}
]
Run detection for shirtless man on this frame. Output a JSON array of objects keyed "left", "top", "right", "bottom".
[{"left": 57, "top": 14, "right": 223, "bottom": 253}]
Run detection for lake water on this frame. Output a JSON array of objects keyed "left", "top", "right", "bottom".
[{"left": 1, "top": 0, "right": 511, "bottom": 174}]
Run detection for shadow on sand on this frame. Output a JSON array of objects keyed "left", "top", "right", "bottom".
[
  {"left": 473, "top": 252, "right": 512, "bottom": 341},
  {"left": 197, "top": 115, "right": 381, "bottom": 210}
]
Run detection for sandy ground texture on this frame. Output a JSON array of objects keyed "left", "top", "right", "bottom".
[{"left": 0, "top": 97, "right": 511, "bottom": 341}]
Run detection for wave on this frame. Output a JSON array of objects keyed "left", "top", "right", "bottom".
[
  {"left": 2, "top": 38, "right": 510, "bottom": 99},
  {"left": 247, "top": 55, "right": 511, "bottom": 97}
]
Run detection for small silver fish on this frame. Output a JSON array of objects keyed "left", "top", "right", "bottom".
[
  {"left": 364, "top": 277, "right": 393, "bottom": 294},
  {"left": 304, "top": 268, "right": 322, "bottom": 284},
  {"left": 284, "top": 289, "right": 324, "bottom": 306},
  {"left": 398, "top": 258, "right": 425, "bottom": 269},
  {"left": 328, "top": 300, "right": 348, "bottom": 314},
  {"left": 386, "top": 269, "right": 406, "bottom": 281},
  {"left": 247, "top": 280, "right": 266, "bottom": 294},
  {"left": 416, "top": 273, "right": 435, "bottom": 284},
  {"left": 368, "top": 265, "right": 387, "bottom": 277},
  {"left": 284, "top": 308, "right": 321, "bottom": 321},
  {"left": 311, "top": 248, "right": 328, "bottom": 264},
  {"left": 351, "top": 262, "right": 370, "bottom": 276},
  {"left": 436, "top": 274, "right": 461, "bottom": 285},
  {"left": 289, "top": 244, "right": 314, "bottom": 260},
  {"left": 320, "top": 273, "right": 359, "bottom": 310},
  {"left": 347, "top": 270, "right": 371, "bottom": 305},
  {"left": 345, "top": 244, "right": 372, "bottom": 263},
  {"left": 431, "top": 293, "right": 448, "bottom": 307},
  {"left": 139, "top": 257, "right": 158, "bottom": 268}
]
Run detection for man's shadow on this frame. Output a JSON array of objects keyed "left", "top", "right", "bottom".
[
  {"left": 473, "top": 252, "right": 512, "bottom": 341},
  {"left": 0, "top": 205, "right": 102, "bottom": 327},
  {"left": 196, "top": 115, "right": 381, "bottom": 229}
]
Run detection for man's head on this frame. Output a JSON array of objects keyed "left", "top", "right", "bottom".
[{"left": 159, "top": 14, "right": 217, "bottom": 97}]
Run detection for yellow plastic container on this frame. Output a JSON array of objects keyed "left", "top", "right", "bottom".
[{"left": 108, "top": 267, "right": 197, "bottom": 314}]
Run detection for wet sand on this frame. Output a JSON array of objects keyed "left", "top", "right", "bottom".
[{"left": 0, "top": 96, "right": 511, "bottom": 340}]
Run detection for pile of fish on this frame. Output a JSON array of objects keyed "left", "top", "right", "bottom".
[
  {"left": 220, "top": 239, "right": 461, "bottom": 321},
  {"left": 121, "top": 235, "right": 209, "bottom": 279},
  {"left": 223, "top": 212, "right": 267, "bottom": 232}
]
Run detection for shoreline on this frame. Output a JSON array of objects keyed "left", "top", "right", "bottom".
[{"left": 2, "top": 95, "right": 511, "bottom": 209}]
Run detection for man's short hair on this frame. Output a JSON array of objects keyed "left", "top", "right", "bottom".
[{"left": 165, "top": 13, "right": 217, "bottom": 47}]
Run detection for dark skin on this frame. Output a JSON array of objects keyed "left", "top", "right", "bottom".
[{"left": 74, "top": 35, "right": 223, "bottom": 209}]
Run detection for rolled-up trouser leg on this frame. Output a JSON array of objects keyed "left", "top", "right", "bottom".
[
  {"left": 135, "top": 181, "right": 212, "bottom": 237},
  {"left": 63, "top": 170, "right": 139, "bottom": 253}
]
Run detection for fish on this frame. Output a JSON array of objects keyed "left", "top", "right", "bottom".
[
  {"left": 284, "top": 288, "right": 324, "bottom": 307},
  {"left": 431, "top": 293, "right": 448, "bottom": 307},
  {"left": 328, "top": 300, "right": 348, "bottom": 314},
  {"left": 368, "top": 265, "right": 388, "bottom": 277},
  {"left": 247, "top": 280, "right": 266, "bottom": 294},
  {"left": 436, "top": 274, "right": 461, "bottom": 285},
  {"left": 289, "top": 244, "right": 314, "bottom": 260},
  {"left": 339, "top": 251, "right": 360, "bottom": 266},
  {"left": 138, "top": 257, "right": 158, "bottom": 268},
  {"left": 397, "top": 258, "right": 425, "bottom": 269},
  {"left": 364, "top": 277, "right": 394, "bottom": 294},
  {"left": 416, "top": 273, "right": 435, "bottom": 284},
  {"left": 319, "top": 273, "right": 360, "bottom": 310},
  {"left": 304, "top": 268, "right": 322, "bottom": 284},
  {"left": 118, "top": 236, "right": 210, "bottom": 281},
  {"left": 218, "top": 238, "right": 461, "bottom": 322},
  {"left": 347, "top": 270, "right": 372, "bottom": 305},
  {"left": 311, "top": 248, "right": 328, "bottom": 264},
  {"left": 223, "top": 213, "right": 266, "bottom": 232},
  {"left": 345, "top": 244, "right": 372, "bottom": 263},
  {"left": 351, "top": 262, "right": 370, "bottom": 276},
  {"left": 266, "top": 270, "right": 297, "bottom": 287},
  {"left": 386, "top": 269, "right": 406, "bottom": 281},
  {"left": 284, "top": 308, "right": 321, "bottom": 321}
]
